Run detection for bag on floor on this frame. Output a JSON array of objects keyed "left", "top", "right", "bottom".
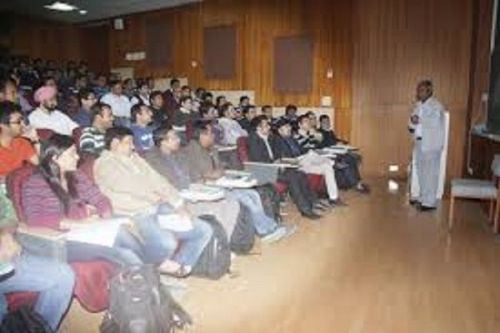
[
  {"left": 254, "top": 184, "right": 281, "bottom": 221},
  {"left": 191, "top": 215, "right": 231, "bottom": 280},
  {"left": 229, "top": 205, "right": 255, "bottom": 254},
  {"left": 100, "top": 265, "right": 192, "bottom": 333},
  {"left": 0, "top": 305, "right": 53, "bottom": 333}
]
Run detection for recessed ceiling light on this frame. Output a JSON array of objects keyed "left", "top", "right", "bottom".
[
  {"left": 44, "top": 2, "right": 78, "bottom": 12},
  {"left": 79, "top": 9, "right": 87, "bottom": 15}
]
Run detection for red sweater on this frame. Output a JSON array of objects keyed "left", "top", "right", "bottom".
[{"left": 21, "top": 170, "right": 112, "bottom": 229}]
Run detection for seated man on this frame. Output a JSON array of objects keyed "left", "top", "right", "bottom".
[
  {"left": 130, "top": 104, "right": 154, "bottom": 153},
  {"left": 318, "top": 114, "right": 347, "bottom": 147},
  {"left": 0, "top": 103, "right": 40, "bottom": 178},
  {"left": 72, "top": 88, "right": 97, "bottom": 128},
  {"left": 274, "top": 118, "right": 345, "bottom": 206},
  {"left": 238, "top": 105, "right": 258, "bottom": 132},
  {"left": 149, "top": 90, "right": 168, "bottom": 129},
  {"left": 100, "top": 80, "right": 132, "bottom": 128},
  {"left": 94, "top": 127, "right": 213, "bottom": 277},
  {"left": 28, "top": 86, "right": 79, "bottom": 136},
  {"left": 0, "top": 230, "right": 75, "bottom": 331},
  {"left": 296, "top": 114, "right": 369, "bottom": 193},
  {"left": 180, "top": 122, "right": 295, "bottom": 242},
  {"left": 144, "top": 126, "right": 240, "bottom": 238},
  {"left": 248, "top": 116, "right": 326, "bottom": 220},
  {"left": 218, "top": 103, "right": 248, "bottom": 146},
  {"left": 172, "top": 96, "right": 196, "bottom": 145},
  {"left": 79, "top": 103, "right": 115, "bottom": 157}
]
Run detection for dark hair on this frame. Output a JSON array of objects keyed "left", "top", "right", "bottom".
[
  {"left": 152, "top": 125, "right": 174, "bottom": 146},
  {"left": 261, "top": 105, "right": 272, "bottom": 112},
  {"left": 181, "top": 85, "right": 190, "bottom": 91},
  {"left": 109, "top": 79, "right": 121, "bottom": 88},
  {"left": 131, "top": 103, "right": 149, "bottom": 123},
  {"left": 195, "top": 87, "right": 205, "bottom": 96},
  {"left": 90, "top": 102, "right": 112, "bottom": 124},
  {"left": 251, "top": 115, "right": 269, "bottom": 130},
  {"left": 105, "top": 126, "right": 133, "bottom": 150},
  {"left": 199, "top": 103, "right": 213, "bottom": 117},
  {"left": 418, "top": 79, "right": 433, "bottom": 89},
  {"left": 192, "top": 120, "right": 212, "bottom": 141},
  {"left": 78, "top": 88, "right": 94, "bottom": 103},
  {"left": 239, "top": 95, "right": 249, "bottom": 103},
  {"left": 0, "top": 102, "right": 22, "bottom": 125},
  {"left": 242, "top": 105, "right": 256, "bottom": 116},
  {"left": 319, "top": 114, "right": 330, "bottom": 122},
  {"left": 285, "top": 104, "right": 297, "bottom": 115},
  {"left": 215, "top": 95, "right": 226, "bottom": 105},
  {"left": 180, "top": 95, "right": 192, "bottom": 105},
  {"left": 149, "top": 90, "right": 163, "bottom": 104},
  {"left": 170, "top": 78, "right": 180, "bottom": 87},
  {"left": 297, "top": 114, "right": 309, "bottom": 125},
  {"left": 39, "top": 134, "right": 77, "bottom": 214},
  {"left": 202, "top": 92, "right": 213, "bottom": 100},
  {"left": 219, "top": 102, "right": 233, "bottom": 118}
]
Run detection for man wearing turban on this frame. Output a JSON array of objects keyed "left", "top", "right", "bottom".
[{"left": 28, "top": 86, "right": 78, "bottom": 136}]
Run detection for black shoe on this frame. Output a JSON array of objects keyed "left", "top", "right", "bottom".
[
  {"left": 418, "top": 205, "right": 436, "bottom": 212},
  {"left": 301, "top": 212, "right": 322, "bottom": 220},
  {"left": 409, "top": 199, "right": 420, "bottom": 206}
]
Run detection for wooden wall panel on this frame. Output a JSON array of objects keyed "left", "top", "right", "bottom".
[
  {"left": 351, "top": 0, "right": 474, "bottom": 178},
  {"left": 9, "top": 15, "right": 82, "bottom": 64},
  {"left": 106, "top": 0, "right": 353, "bottom": 139}
]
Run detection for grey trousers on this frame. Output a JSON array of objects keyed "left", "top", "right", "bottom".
[{"left": 415, "top": 143, "right": 442, "bottom": 208}]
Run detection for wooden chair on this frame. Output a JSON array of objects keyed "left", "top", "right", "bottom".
[{"left": 449, "top": 155, "right": 500, "bottom": 232}]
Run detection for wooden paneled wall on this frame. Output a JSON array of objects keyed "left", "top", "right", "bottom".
[
  {"left": 351, "top": 0, "right": 474, "bottom": 178},
  {"left": 107, "top": 0, "right": 354, "bottom": 140},
  {"left": 9, "top": 15, "right": 83, "bottom": 63}
]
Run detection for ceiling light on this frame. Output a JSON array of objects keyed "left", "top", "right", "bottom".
[
  {"left": 44, "top": 2, "right": 78, "bottom": 12},
  {"left": 79, "top": 9, "right": 87, "bottom": 15}
]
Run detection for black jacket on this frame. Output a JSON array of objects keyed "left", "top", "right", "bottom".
[{"left": 248, "top": 133, "right": 280, "bottom": 163}]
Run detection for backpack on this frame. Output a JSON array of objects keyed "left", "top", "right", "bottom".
[
  {"left": 229, "top": 205, "right": 255, "bottom": 254},
  {"left": 0, "top": 306, "right": 53, "bottom": 333},
  {"left": 100, "top": 265, "right": 192, "bottom": 333},
  {"left": 191, "top": 215, "right": 231, "bottom": 280},
  {"left": 254, "top": 184, "right": 281, "bottom": 221}
]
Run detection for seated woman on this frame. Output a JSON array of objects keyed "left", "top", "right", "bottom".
[
  {"left": 94, "top": 127, "right": 213, "bottom": 278},
  {"left": 21, "top": 134, "right": 144, "bottom": 268}
]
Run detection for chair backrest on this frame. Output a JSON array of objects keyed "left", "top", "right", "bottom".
[
  {"left": 35, "top": 128, "right": 55, "bottom": 141},
  {"left": 72, "top": 126, "right": 83, "bottom": 148},
  {"left": 5, "top": 164, "right": 36, "bottom": 223},
  {"left": 236, "top": 136, "right": 249, "bottom": 163},
  {"left": 492, "top": 154, "right": 500, "bottom": 178}
]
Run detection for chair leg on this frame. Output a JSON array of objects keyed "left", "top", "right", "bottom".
[
  {"left": 448, "top": 196, "right": 455, "bottom": 231},
  {"left": 489, "top": 200, "right": 495, "bottom": 222},
  {"left": 494, "top": 195, "right": 500, "bottom": 234}
]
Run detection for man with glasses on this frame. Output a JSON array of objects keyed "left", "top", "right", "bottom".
[
  {"left": 0, "top": 102, "right": 40, "bottom": 178},
  {"left": 73, "top": 88, "right": 97, "bottom": 127}
]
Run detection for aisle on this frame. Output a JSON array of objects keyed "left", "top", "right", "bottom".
[{"left": 66, "top": 179, "right": 500, "bottom": 332}]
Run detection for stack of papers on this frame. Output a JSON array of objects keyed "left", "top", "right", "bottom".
[
  {"left": 209, "top": 174, "right": 258, "bottom": 189},
  {"left": 64, "top": 218, "right": 129, "bottom": 248},
  {"left": 179, "top": 184, "right": 225, "bottom": 202}
]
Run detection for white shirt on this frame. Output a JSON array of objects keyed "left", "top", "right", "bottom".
[
  {"left": 218, "top": 117, "right": 248, "bottom": 145},
  {"left": 130, "top": 94, "right": 150, "bottom": 106},
  {"left": 28, "top": 108, "right": 79, "bottom": 136},
  {"left": 100, "top": 93, "right": 132, "bottom": 118},
  {"left": 410, "top": 97, "right": 445, "bottom": 152},
  {"left": 257, "top": 132, "right": 274, "bottom": 160}
]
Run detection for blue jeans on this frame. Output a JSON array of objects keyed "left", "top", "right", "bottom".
[
  {"left": 227, "top": 189, "right": 278, "bottom": 236},
  {"left": 133, "top": 204, "right": 213, "bottom": 267},
  {"left": 0, "top": 253, "right": 75, "bottom": 331}
]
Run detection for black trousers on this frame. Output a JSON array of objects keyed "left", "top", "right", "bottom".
[
  {"left": 335, "top": 153, "right": 362, "bottom": 189},
  {"left": 279, "top": 169, "right": 316, "bottom": 214}
]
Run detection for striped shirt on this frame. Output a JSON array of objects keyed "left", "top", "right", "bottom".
[
  {"left": 79, "top": 127, "right": 106, "bottom": 156},
  {"left": 294, "top": 131, "right": 319, "bottom": 151},
  {"left": 21, "top": 170, "right": 112, "bottom": 229}
]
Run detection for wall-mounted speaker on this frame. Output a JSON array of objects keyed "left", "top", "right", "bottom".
[{"left": 113, "top": 18, "right": 124, "bottom": 30}]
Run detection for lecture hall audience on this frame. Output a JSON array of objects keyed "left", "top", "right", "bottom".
[{"left": 0, "top": 55, "right": 369, "bottom": 329}]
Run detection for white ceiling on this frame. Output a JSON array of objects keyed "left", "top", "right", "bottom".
[{"left": 0, "top": 0, "right": 202, "bottom": 23}]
